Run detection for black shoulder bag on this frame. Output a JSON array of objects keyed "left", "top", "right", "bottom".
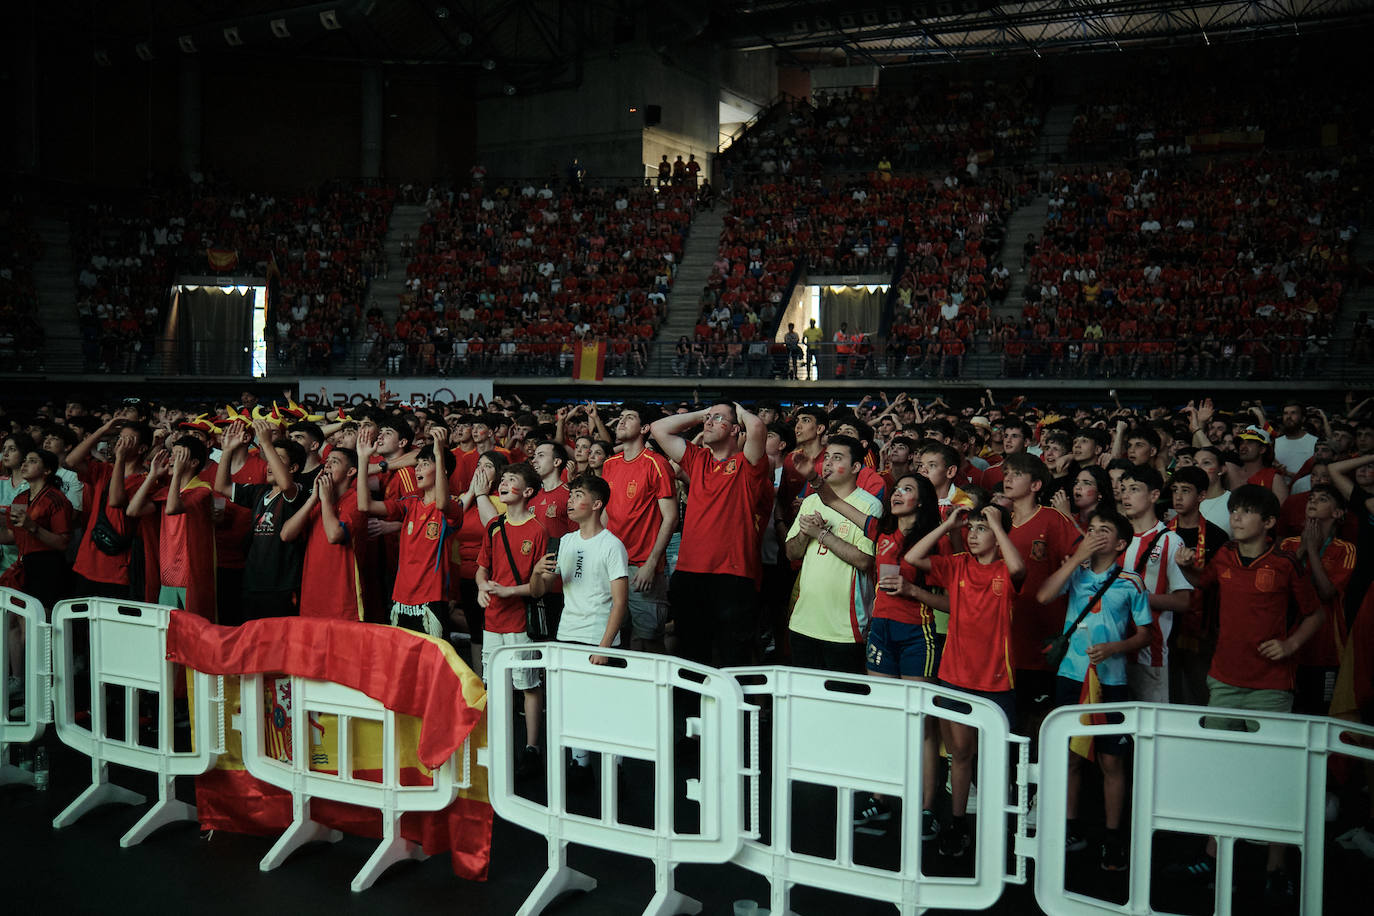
[
  {"left": 90, "top": 479, "right": 136, "bottom": 556},
  {"left": 496, "top": 519, "right": 558, "bottom": 642}
]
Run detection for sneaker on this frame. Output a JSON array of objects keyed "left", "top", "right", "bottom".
[
  {"left": 1101, "top": 837, "right": 1128, "bottom": 872},
  {"left": 516, "top": 745, "right": 542, "bottom": 779},
  {"left": 1065, "top": 829, "right": 1088, "bottom": 853},
  {"left": 921, "top": 810, "right": 940, "bottom": 842},
  {"left": 854, "top": 794, "right": 892, "bottom": 826},
  {"left": 939, "top": 820, "right": 971, "bottom": 857},
  {"left": 1263, "top": 869, "right": 1295, "bottom": 908},
  {"left": 1167, "top": 855, "right": 1216, "bottom": 889}
]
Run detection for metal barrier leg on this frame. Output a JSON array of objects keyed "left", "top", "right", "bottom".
[
  {"left": 259, "top": 797, "right": 343, "bottom": 872},
  {"left": 517, "top": 838, "right": 597, "bottom": 916},
  {"left": 767, "top": 878, "right": 794, "bottom": 916},
  {"left": 644, "top": 858, "right": 700, "bottom": 916},
  {"left": 119, "top": 774, "right": 196, "bottom": 847},
  {"left": 52, "top": 760, "right": 145, "bottom": 828},
  {"left": 351, "top": 814, "right": 428, "bottom": 892}
]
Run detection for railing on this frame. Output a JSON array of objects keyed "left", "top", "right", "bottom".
[{"left": 7, "top": 335, "right": 1372, "bottom": 382}]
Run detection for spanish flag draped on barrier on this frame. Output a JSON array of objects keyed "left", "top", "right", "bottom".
[
  {"left": 166, "top": 612, "right": 493, "bottom": 880},
  {"left": 572, "top": 340, "right": 605, "bottom": 381}
]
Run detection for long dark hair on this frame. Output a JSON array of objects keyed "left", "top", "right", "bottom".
[{"left": 879, "top": 473, "right": 940, "bottom": 555}]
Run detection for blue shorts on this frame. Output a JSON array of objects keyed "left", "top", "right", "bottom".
[
  {"left": 939, "top": 680, "right": 1018, "bottom": 730},
  {"left": 866, "top": 617, "right": 943, "bottom": 678},
  {"left": 1053, "top": 676, "right": 1131, "bottom": 756}
]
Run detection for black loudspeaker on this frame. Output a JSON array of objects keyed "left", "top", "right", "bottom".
[{"left": 644, "top": 104, "right": 661, "bottom": 126}]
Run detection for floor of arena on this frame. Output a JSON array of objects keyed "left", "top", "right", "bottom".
[{"left": 6, "top": 717, "right": 1373, "bottom": 915}]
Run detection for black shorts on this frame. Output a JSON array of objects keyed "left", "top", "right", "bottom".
[
  {"left": 459, "top": 578, "right": 483, "bottom": 642},
  {"left": 939, "top": 680, "right": 1018, "bottom": 730},
  {"left": 669, "top": 570, "right": 757, "bottom": 667},
  {"left": 789, "top": 630, "right": 866, "bottom": 675},
  {"left": 1053, "top": 676, "right": 1131, "bottom": 757},
  {"left": 1014, "top": 668, "right": 1056, "bottom": 729}
]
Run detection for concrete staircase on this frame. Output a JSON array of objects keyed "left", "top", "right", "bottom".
[
  {"left": 363, "top": 203, "right": 428, "bottom": 318},
  {"left": 650, "top": 207, "right": 726, "bottom": 374},
  {"left": 33, "top": 215, "right": 82, "bottom": 366},
  {"left": 1335, "top": 228, "right": 1374, "bottom": 364}
]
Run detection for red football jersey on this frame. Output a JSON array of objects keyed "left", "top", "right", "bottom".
[
  {"left": 477, "top": 514, "right": 547, "bottom": 633},
  {"left": 72, "top": 461, "right": 145, "bottom": 586},
  {"left": 1281, "top": 536, "right": 1355, "bottom": 668},
  {"left": 299, "top": 493, "right": 367, "bottom": 620},
  {"left": 928, "top": 552, "right": 1016, "bottom": 692},
  {"left": 873, "top": 528, "right": 932, "bottom": 626},
  {"left": 384, "top": 493, "right": 464, "bottom": 605},
  {"left": 1197, "top": 542, "right": 1310, "bottom": 690},
  {"left": 1007, "top": 506, "right": 1081, "bottom": 670},
  {"left": 675, "top": 443, "right": 772, "bottom": 583},
  {"left": 154, "top": 481, "right": 217, "bottom": 619},
  {"left": 528, "top": 484, "right": 575, "bottom": 538},
  {"left": 600, "top": 449, "right": 675, "bottom": 565}
]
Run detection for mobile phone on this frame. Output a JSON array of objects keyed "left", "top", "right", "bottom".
[{"left": 547, "top": 536, "right": 561, "bottom": 557}]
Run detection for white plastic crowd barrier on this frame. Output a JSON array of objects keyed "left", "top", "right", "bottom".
[
  {"left": 1034, "top": 703, "right": 1374, "bottom": 916},
  {"left": 487, "top": 643, "right": 757, "bottom": 916},
  {"left": 50, "top": 598, "right": 225, "bottom": 847},
  {"left": 0, "top": 588, "right": 51, "bottom": 787},
  {"left": 237, "top": 672, "right": 473, "bottom": 892},
  {"left": 728, "top": 667, "right": 1031, "bottom": 915}
]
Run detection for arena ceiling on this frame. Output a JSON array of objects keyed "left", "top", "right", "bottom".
[{"left": 63, "top": 0, "right": 1374, "bottom": 87}]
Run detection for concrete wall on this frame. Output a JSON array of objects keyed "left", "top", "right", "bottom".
[
  {"left": 720, "top": 49, "right": 777, "bottom": 105},
  {"left": 476, "top": 46, "right": 720, "bottom": 183}
]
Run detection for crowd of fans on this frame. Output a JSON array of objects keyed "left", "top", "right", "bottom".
[
  {"left": 363, "top": 182, "right": 695, "bottom": 377},
  {"left": 0, "top": 198, "right": 45, "bottom": 371},
  {"left": 3, "top": 387, "right": 1373, "bottom": 896},
  {"left": 724, "top": 78, "right": 1043, "bottom": 181},
  {"left": 979, "top": 156, "right": 1362, "bottom": 380},
  {"left": 1066, "top": 44, "right": 1371, "bottom": 162},
  {"left": 69, "top": 178, "right": 392, "bottom": 373}
]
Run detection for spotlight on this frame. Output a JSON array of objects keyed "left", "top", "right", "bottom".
[
  {"left": 503, "top": 83, "right": 517, "bottom": 95},
  {"left": 436, "top": 6, "right": 449, "bottom": 18},
  {"left": 223, "top": 27, "right": 243, "bottom": 47},
  {"left": 458, "top": 31, "right": 473, "bottom": 46},
  {"left": 94, "top": 49, "right": 112, "bottom": 66},
  {"left": 482, "top": 58, "right": 496, "bottom": 70},
  {"left": 320, "top": 10, "right": 342, "bottom": 30},
  {"left": 178, "top": 35, "right": 197, "bottom": 54},
  {"left": 135, "top": 42, "right": 154, "bottom": 61},
  {"left": 270, "top": 19, "right": 291, "bottom": 39}
]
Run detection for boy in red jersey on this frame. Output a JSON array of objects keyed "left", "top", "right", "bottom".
[
  {"left": 1281, "top": 485, "right": 1356, "bottom": 714},
  {"left": 357, "top": 426, "right": 463, "bottom": 637},
  {"left": 908, "top": 501, "right": 1025, "bottom": 857},
  {"left": 1172, "top": 484, "right": 1320, "bottom": 902},
  {"left": 650, "top": 401, "right": 771, "bottom": 667},
  {"left": 280, "top": 447, "right": 368, "bottom": 621},
  {"left": 476, "top": 462, "right": 547, "bottom": 776},
  {"left": 1000, "top": 452, "right": 1081, "bottom": 740},
  {"left": 600, "top": 403, "right": 678, "bottom": 652},
  {"left": 528, "top": 440, "right": 575, "bottom": 538},
  {"left": 67, "top": 419, "right": 154, "bottom": 599},
  {"left": 127, "top": 436, "right": 217, "bottom": 620}
]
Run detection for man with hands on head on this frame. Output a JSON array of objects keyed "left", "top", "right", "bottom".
[
  {"left": 650, "top": 401, "right": 772, "bottom": 667},
  {"left": 127, "top": 435, "right": 217, "bottom": 620},
  {"left": 280, "top": 446, "right": 369, "bottom": 621}
]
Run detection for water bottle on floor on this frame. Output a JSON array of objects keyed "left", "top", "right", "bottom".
[{"left": 34, "top": 746, "right": 49, "bottom": 791}]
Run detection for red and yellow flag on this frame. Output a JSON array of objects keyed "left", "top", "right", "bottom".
[
  {"left": 167, "top": 612, "right": 492, "bottom": 880},
  {"left": 1069, "top": 664, "right": 1106, "bottom": 762},
  {"left": 572, "top": 340, "right": 605, "bottom": 381},
  {"left": 207, "top": 248, "right": 239, "bottom": 271}
]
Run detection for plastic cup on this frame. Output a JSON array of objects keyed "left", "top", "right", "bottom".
[
  {"left": 733, "top": 902, "right": 759, "bottom": 916},
  {"left": 213, "top": 496, "right": 227, "bottom": 511},
  {"left": 878, "top": 563, "right": 900, "bottom": 581}
]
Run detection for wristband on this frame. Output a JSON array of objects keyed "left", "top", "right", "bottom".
[{"left": 377, "top": 459, "right": 388, "bottom": 473}]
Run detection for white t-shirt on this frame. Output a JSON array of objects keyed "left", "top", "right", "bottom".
[
  {"left": 1273, "top": 432, "right": 1317, "bottom": 478},
  {"left": 1199, "top": 494, "right": 1232, "bottom": 538},
  {"left": 555, "top": 527, "right": 629, "bottom": 646}
]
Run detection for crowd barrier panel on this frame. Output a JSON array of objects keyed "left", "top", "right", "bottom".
[
  {"left": 0, "top": 588, "right": 51, "bottom": 787},
  {"left": 237, "top": 672, "right": 473, "bottom": 892},
  {"left": 1034, "top": 702, "right": 1374, "bottom": 916},
  {"left": 50, "top": 599, "right": 225, "bottom": 847},
  {"left": 727, "top": 667, "right": 1031, "bottom": 916},
  {"left": 487, "top": 643, "right": 757, "bottom": 916}
]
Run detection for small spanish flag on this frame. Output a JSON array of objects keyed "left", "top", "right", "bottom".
[
  {"left": 207, "top": 247, "right": 239, "bottom": 271},
  {"left": 1069, "top": 664, "right": 1106, "bottom": 762},
  {"left": 573, "top": 340, "right": 606, "bottom": 381}
]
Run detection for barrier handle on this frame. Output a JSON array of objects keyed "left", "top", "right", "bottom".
[
  {"left": 741, "top": 702, "right": 761, "bottom": 841},
  {"left": 39, "top": 622, "right": 54, "bottom": 725},
  {"left": 211, "top": 675, "right": 227, "bottom": 754},
  {"left": 1007, "top": 734, "right": 1032, "bottom": 884}
]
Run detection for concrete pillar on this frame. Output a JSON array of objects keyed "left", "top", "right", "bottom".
[
  {"left": 179, "top": 58, "right": 202, "bottom": 176},
  {"left": 361, "top": 68, "right": 383, "bottom": 178}
]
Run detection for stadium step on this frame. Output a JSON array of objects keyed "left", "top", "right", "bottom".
[
  {"left": 995, "top": 193, "right": 1049, "bottom": 320},
  {"left": 366, "top": 203, "right": 428, "bottom": 317},
  {"left": 1037, "top": 102, "right": 1080, "bottom": 163},
  {"left": 655, "top": 207, "right": 728, "bottom": 372},
  {"left": 33, "top": 214, "right": 82, "bottom": 364}
]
